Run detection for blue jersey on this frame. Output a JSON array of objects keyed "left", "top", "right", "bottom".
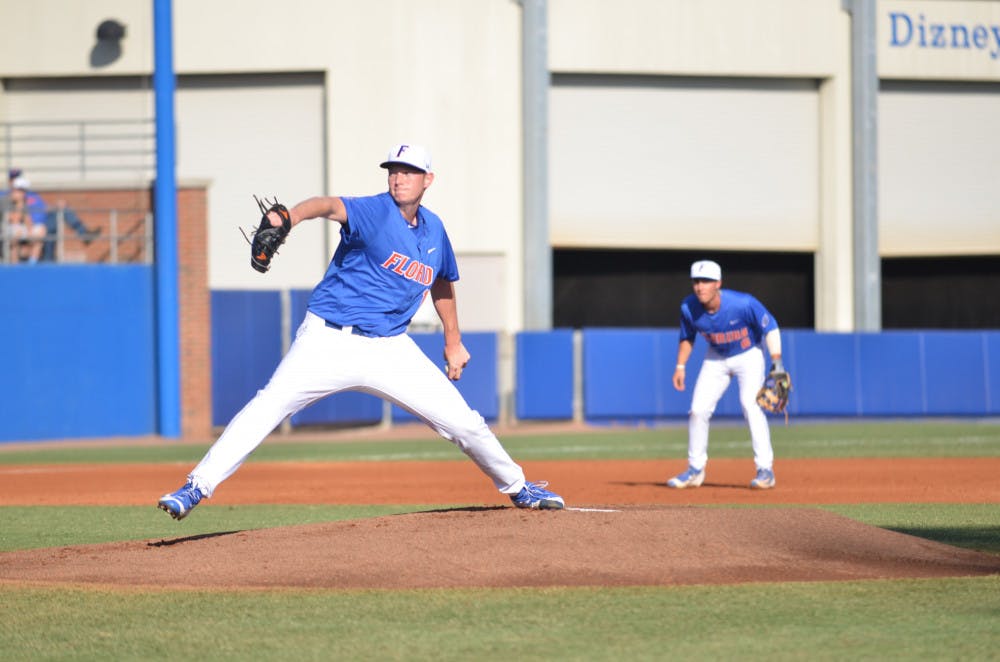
[
  {"left": 679, "top": 289, "right": 778, "bottom": 358},
  {"left": 0, "top": 189, "right": 47, "bottom": 225},
  {"left": 307, "top": 192, "right": 459, "bottom": 337}
]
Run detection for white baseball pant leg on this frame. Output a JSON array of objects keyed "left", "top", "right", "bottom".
[
  {"left": 687, "top": 346, "right": 773, "bottom": 471},
  {"left": 358, "top": 332, "right": 526, "bottom": 495},
  {"left": 188, "top": 312, "right": 526, "bottom": 497}
]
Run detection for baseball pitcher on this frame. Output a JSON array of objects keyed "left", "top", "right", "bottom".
[{"left": 158, "top": 144, "right": 564, "bottom": 519}]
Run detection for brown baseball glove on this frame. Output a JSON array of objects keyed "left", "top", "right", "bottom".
[{"left": 757, "top": 369, "right": 792, "bottom": 421}]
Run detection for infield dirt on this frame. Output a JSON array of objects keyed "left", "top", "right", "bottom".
[{"left": 1, "top": 457, "right": 999, "bottom": 589}]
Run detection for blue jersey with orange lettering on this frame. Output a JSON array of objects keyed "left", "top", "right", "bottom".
[
  {"left": 678, "top": 289, "right": 778, "bottom": 358},
  {"left": 307, "top": 192, "right": 459, "bottom": 337}
]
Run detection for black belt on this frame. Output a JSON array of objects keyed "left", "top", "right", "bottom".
[{"left": 324, "top": 320, "right": 378, "bottom": 338}]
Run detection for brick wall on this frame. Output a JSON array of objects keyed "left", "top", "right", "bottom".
[
  {"left": 37, "top": 183, "right": 213, "bottom": 441},
  {"left": 38, "top": 188, "right": 151, "bottom": 263},
  {"left": 177, "top": 186, "right": 212, "bottom": 440}
]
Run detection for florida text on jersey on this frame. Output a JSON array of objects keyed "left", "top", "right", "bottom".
[{"left": 678, "top": 289, "right": 778, "bottom": 358}]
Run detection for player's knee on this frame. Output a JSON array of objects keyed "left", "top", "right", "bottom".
[
  {"left": 740, "top": 396, "right": 763, "bottom": 415},
  {"left": 250, "top": 383, "right": 306, "bottom": 413},
  {"left": 455, "top": 409, "right": 488, "bottom": 436},
  {"left": 689, "top": 407, "right": 714, "bottom": 424},
  {"left": 439, "top": 409, "right": 489, "bottom": 445}
]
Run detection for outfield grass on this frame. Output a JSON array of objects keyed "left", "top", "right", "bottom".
[
  {"left": 1, "top": 421, "right": 998, "bottom": 660},
  {"left": 1, "top": 419, "right": 998, "bottom": 464},
  {"left": 1, "top": 578, "right": 997, "bottom": 661}
]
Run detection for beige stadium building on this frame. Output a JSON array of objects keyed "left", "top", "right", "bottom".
[{"left": 2, "top": 0, "right": 998, "bottom": 333}]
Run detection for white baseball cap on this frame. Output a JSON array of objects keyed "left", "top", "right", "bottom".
[
  {"left": 380, "top": 143, "right": 432, "bottom": 173},
  {"left": 690, "top": 260, "right": 722, "bottom": 281},
  {"left": 12, "top": 176, "right": 30, "bottom": 190}
]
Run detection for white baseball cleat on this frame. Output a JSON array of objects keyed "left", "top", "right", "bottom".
[
  {"left": 750, "top": 468, "right": 776, "bottom": 489},
  {"left": 510, "top": 480, "right": 564, "bottom": 510},
  {"left": 666, "top": 466, "right": 705, "bottom": 489}
]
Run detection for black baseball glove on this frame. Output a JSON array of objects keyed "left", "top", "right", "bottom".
[
  {"left": 757, "top": 365, "right": 792, "bottom": 420},
  {"left": 245, "top": 195, "right": 292, "bottom": 273}
]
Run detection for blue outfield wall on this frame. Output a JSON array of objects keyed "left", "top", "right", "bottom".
[
  {"left": 210, "top": 290, "right": 498, "bottom": 428},
  {"left": 1, "top": 265, "right": 156, "bottom": 442},
  {"left": 209, "top": 298, "right": 1000, "bottom": 427},
  {"left": 210, "top": 291, "right": 284, "bottom": 427},
  {"left": 582, "top": 328, "right": 1000, "bottom": 421},
  {"left": 5, "top": 276, "right": 998, "bottom": 443},
  {"left": 516, "top": 330, "right": 575, "bottom": 420},
  {"left": 391, "top": 332, "right": 500, "bottom": 423},
  {"left": 581, "top": 329, "right": 744, "bottom": 420}
]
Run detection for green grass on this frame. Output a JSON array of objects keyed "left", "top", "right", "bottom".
[
  {"left": 1, "top": 420, "right": 998, "bottom": 659},
  {"left": 0, "top": 504, "right": 438, "bottom": 552},
  {"left": 820, "top": 503, "right": 1000, "bottom": 554},
  {"left": 1, "top": 419, "right": 998, "bottom": 464},
  {"left": 1, "top": 578, "right": 997, "bottom": 661}
]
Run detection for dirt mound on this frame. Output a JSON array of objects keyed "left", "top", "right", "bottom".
[{"left": 3, "top": 506, "right": 998, "bottom": 589}]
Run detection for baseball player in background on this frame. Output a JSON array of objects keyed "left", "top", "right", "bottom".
[
  {"left": 666, "top": 260, "right": 786, "bottom": 490},
  {"left": 158, "top": 143, "right": 564, "bottom": 519}
]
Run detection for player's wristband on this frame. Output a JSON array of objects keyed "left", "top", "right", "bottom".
[{"left": 676, "top": 364, "right": 686, "bottom": 370}]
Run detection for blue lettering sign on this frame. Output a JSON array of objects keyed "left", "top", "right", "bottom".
[
  {"left": 889, "top": 12, "right": 912, "bottom": 46},
  {"left": 887, "top": 10, "right": 1000, "bottom": 60}
]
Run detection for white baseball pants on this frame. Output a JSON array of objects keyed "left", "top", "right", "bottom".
[
  {"left": 687, "top": 345, "right": 774, "bottom": 471},
  {"left": 188, "top": 312, "right": 527, "bottom": 497}
]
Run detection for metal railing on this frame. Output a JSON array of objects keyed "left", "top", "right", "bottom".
[
  {"left": 1, "top": 119, "right": 155, "bottom": 181},
  {"left": 1, "top": 207, "right": 153, "bottom": 265}
]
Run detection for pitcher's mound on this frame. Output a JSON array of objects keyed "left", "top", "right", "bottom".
[{"left": 2, "top": 506, "right": 998, "bottom": 589}]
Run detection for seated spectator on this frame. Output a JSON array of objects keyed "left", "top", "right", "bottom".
[
  {"left": 2, "top": 168, "right": 101, "bottom": 262},
  {"left": 2, "top": 176, "right": 47, "bottom": 264},
  {"left": 42, "top": 202, "right": 101, "bottom": 262}
]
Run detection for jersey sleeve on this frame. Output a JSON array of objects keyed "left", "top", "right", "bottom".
[
  {"left": 437, "top": 230, "right": 460, "bottom": 282},
  {"left": 747, "top": 295, "right": 779, "bottom": 334},
  {"left": 340, "top": 194, "right": 388, "bottom": 244},
  {"left": 678, "top": 300, "right": 697, "bottom": 342}
]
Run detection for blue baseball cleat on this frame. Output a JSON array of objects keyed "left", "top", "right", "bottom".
[
  {"left": 510, "top": 480, "right": 564, "bottom": 510},
  {"left": 667, "top": 465, "right": 705, "bottom": 489},
  {"left": 157, "top": 482, "right": 205, "bottom": 520},
  {"left": 750, "top": 467, "right": 776, "bottom": 489}
]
